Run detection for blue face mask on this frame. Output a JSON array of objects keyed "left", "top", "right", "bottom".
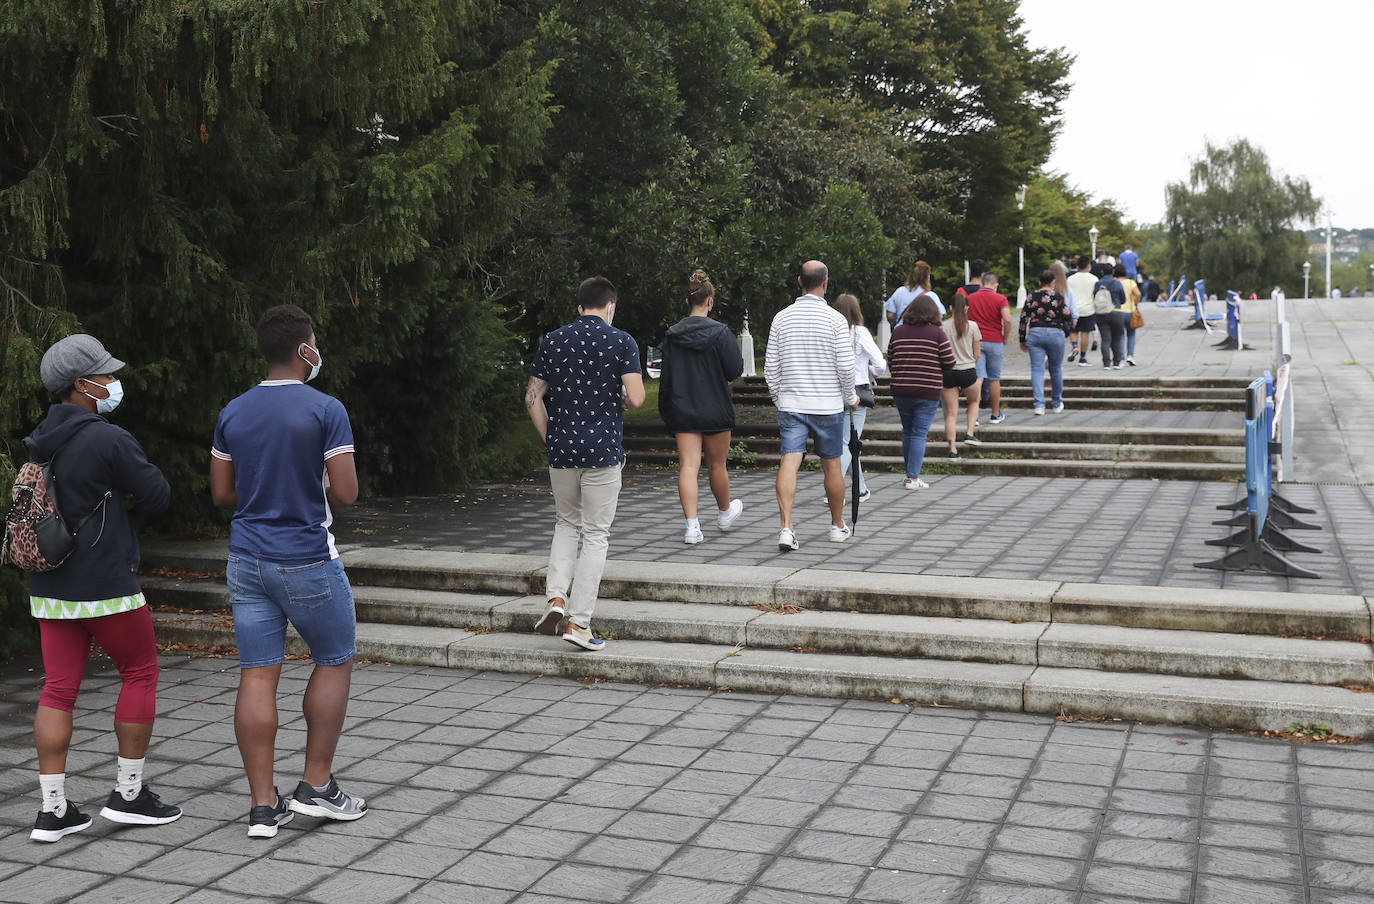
[
  {"left": 299, "top": 343, "right": 322, "bottom": 383},
  {"left": 82, "top": 379, "right": 123, "bottom": 414}
]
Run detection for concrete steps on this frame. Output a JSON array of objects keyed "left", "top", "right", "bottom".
[{"left": 141, "top": 545, "right": 1374, "bottom": 737}]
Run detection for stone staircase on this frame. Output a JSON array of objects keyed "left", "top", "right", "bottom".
[
  {"left": 730, "top": 375, "right": 1249, "bottom": 411},
  {"left": 143, "top": 544, "right": 1374, "bottom": 738},
  {"left": 627, "top": 374, "right": 1250, "bottom": 480}
]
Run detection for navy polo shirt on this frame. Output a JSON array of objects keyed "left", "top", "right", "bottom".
[{"left": 531, "top": 315, "right": 641, "bottom": 469}]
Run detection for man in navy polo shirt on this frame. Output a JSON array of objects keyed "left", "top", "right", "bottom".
[
  {"left": 526, "top": 277, "right": 645, "bottom": 651},
  {"left": 210, "top": 304, "right": 367, "bottom": 838}
]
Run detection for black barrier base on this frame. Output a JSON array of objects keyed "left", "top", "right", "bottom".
[
  {"left": 1216, "top": 498, "right": 1247, "bottom": 512},
  {"left": 1270, "top": 492, "right": 1317, "bottom": 515},
  {"left": 1212, "top": 336, "right": 1254, "bottom": 350},
  {"left": 1204, "top": 522, "right": 1323, "bottom": 555},
  {"left": 1195, "top": 537, "right": 1321, "bottom": 579},
  {"left": 1266, "top": 506, "right": 1321, "bottom": 531},
  {"left": 1182, "top": 320, "right": 1208, "bottom": 330}
]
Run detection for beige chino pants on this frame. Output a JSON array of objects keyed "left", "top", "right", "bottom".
[{"left": 546, "top": 462, "right": 623, "bottom": 627}]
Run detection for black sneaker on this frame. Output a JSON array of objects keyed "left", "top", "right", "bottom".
[
  {"left": 100, "top": 785, "right": 182, "bottom": 826},
  {"left": 289, "top": 777, "right": 367, "bottom": 821},
  {"left": 31, "top": 804, "right": 92, "bottom": 843},
  {"left": 248, "top": 790, "right": 294, "bottom": 838}
]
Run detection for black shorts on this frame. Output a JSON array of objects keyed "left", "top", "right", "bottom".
[
  {"left": 1074, "top": 314, "right": 1097, "bottom": 333},
  {"left": 943, "top": 367, "right": 978, "bottom": 390}
]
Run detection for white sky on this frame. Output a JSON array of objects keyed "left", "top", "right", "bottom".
[{"left": 1017, "top": 0, "right": 1373, "bottom": 229}]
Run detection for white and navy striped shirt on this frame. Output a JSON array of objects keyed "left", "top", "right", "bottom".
[{"left": 764, "top": 295, "right": 857, "bottom": 414}]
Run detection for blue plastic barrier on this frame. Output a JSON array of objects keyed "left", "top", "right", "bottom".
[
  {"left": 1198, "top": 372, "right": 1321, "bottom": 577},
  {"left": 1212, "top": 290, "right": 1251, "bottom": 350}
]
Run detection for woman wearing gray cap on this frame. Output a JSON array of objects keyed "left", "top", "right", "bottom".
[{"left": 17, "top": 334, "right": 181, "bottom": 842}]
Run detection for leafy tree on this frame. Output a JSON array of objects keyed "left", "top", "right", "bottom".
[
  {"left": 1164, "top": 140, "right": 1319, "bottom": 295},
  {"left": 759, "top": 0, "right": 1071, "bottom": 270}
]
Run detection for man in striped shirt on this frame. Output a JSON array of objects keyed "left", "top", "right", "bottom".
[{"left": 764, "top": 260, "right": 859, "bottom": 550}]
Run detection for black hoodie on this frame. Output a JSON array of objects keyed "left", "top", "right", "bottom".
[
  {"left": 657, "top": 316, "right": 744, "bottom": 434},
  {"left": 22, "top": 404, "right": 169, "bottom": 604}
]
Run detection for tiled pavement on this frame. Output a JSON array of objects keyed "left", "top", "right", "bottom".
[
  {"left": 3, "top": 655, "right": 1374, "bottom": 904},
  {"left": 335, "top": 471, "right": 1374, "bottom": 597}
]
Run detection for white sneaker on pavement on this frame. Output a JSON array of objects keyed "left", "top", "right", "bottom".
[
  {"left": 718, "top": 499, "right": 744, "bottom": 531},
  {"left": 778, "top": 528, "right": 799, "bottom": 551},
  {"left": 828, "top": 524, "right": 851, "bottom": 543}
]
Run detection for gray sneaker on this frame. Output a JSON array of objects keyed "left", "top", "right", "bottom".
[{"left": 288, "top": 778, "right": 367, "bottom": 821}]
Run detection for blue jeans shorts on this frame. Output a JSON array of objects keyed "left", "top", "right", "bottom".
[
  {"left": 778, "top": 410, "right": 845, "bottom": 460},
  {"left": 976, "top": 341, "right": 1005, "bottom": 380},
  {"left": 227, "top": 554, "right": 357, "bottom": 668}
]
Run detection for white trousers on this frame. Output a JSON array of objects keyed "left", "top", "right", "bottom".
[{"left": 546, "top": 463, "right": 623, "bottom": 627}]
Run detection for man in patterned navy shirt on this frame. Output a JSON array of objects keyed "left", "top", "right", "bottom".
[{"left": 525, "top": 277, "right": 646, "bottom": 651}]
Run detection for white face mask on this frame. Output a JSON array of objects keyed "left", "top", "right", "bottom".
[
  {"left": 299, "top": 343, "right": 322, "bottom": 382},
  {"left": 81, "top": 379, "right": 123, "bottom": 414}
]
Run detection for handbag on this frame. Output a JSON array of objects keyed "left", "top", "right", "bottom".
[
  {"left": 1130, "top": 306, "right": 1144, "bottom": 330},
  {"left": 856, "top": 384, "right": 877, "bottom": 408}
]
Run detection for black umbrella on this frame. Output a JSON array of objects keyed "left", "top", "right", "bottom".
[{"left": 849, "top": 416, "right": 863, "bottom": 533}]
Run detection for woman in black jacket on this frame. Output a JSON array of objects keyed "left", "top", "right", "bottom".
[{"left": 658, "top": 270, "right": 746, "bottom": 544}]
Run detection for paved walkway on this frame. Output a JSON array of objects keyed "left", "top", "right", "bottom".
[
  {"left": 336, "top": 472, "right": 1374, "bottom": 597},
  {"left": 2, "top": 655, "right": 1372, "bottom": 904}
]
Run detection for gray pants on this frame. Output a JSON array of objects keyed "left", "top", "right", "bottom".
[{"left": 547, "top": 463, "right": 623, "bottom": 627}]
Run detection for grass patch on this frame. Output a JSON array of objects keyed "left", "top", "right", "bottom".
[{"left": 624, "top": 380, "right": 662, "bottom": 422}]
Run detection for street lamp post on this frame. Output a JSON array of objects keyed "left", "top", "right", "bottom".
[
  {"left": 1016, "top": 185, "right": 1027, "bottom": 307},
  {"left": 1089, "top": 225, "right": 1099, "bottom": 263},
  {"left": 1325, "top": 211, "right": 1333, "bottom": 298},
  {"left": 1302, "top": 261, "right": 1311, "bottom": 300},
  {"left": 1368, "top": 262, "right": 1372, "bottom": 296}
]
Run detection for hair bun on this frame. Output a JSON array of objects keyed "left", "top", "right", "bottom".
[{"left": 686, "top": 269, "right": 714, "bottom": 302}]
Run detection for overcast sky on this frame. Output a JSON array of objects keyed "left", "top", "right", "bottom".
[{"left": 1017, "top": 0, "right": 1372, "bottom": 229}]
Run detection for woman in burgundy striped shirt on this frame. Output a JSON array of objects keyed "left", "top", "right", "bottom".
[{"left": 886, "top": 295, "right": 955, "bottom": 490}]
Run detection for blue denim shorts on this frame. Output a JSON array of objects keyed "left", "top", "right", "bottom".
[
  {"left": 976, "top": 341, "right": 1005, "bottom": 380},
  {"left": 227, "top": 555, "right": 357, "bottom": 668},
  {"left": 778, "top": 410, "right": 845, "bottom": 459}
]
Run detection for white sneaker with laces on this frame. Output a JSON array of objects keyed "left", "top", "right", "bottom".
[
  {"left": 1033, "top": 407, "right": 1045, "bottom": 416},
  {"left": 857, "top": 488, "right": 871, "bottom": 502},
  {"left": 1052, "top": 403, "right": 1065, "bottom": 413},
  {"left": 717, "top": 498, "right": 743, "bottom": 531},
  {"left": 684, "top": 525, "right": 704, "bottom": 545},
  {"left": 903, "top": 477, "right": 929, "bottom": 490},
  {"left": 828, "top": 524, "right": 851, "bottom": 543},
  {"left": 778, "top": 528, "right": 799, "bottom": 551}
]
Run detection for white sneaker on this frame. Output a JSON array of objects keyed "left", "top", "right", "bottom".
[
  {"left": 778, "top": 528, "right": 799, "bottom": 551},
  {"left": 1033, "top": 407, "right": 1045, "bottom": 416},
  {"left": 903, "top": 477, "right": 929, "bottom": 490},
  {"left": 717, "top": 499, "right": 743, "bottom": 531},
  {"left": 857, "top": 488, "right": 871, "bottom": 502},
  {"left": 1051, "top": 403, "right": 1065, "bottom": 413},
  {"left": 1077, "top": 360, "right": 1091, "bottom": 367},
  {"left": 684, "top": 525, "right": 704, "bottom": 545},
  {"left": 828, "top": 524, "right": 851, "bottom": 543}
]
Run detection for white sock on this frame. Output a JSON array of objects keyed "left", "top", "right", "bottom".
[
  {"left": 39, "top": 773, "right": 66, "bottom": 816},
  {"left": 686, "top": 518, "right": 700, "bottom": 531},
  {"left": 116, "top": 756, "right": 144, "bottom": 802}
]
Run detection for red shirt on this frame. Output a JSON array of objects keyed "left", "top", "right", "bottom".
[{"left": 967, "top": 289, "right": 1009, "bottom": 343}]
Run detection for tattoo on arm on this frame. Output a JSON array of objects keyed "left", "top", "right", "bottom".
[{"left": 525, "top": 378, "right": 547, "bottom": 410}]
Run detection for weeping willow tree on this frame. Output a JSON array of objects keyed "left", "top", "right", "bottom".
[
  {"left": 0, "top": 1, "right": 554, "bottom": 654},
  {"left": 1165, "top": 140, "right": 1320, "bottom": 294}
]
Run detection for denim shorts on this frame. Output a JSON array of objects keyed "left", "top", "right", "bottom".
[
  {"left": 778, "top": 410, "right": 845, "bottom": 460},
  {"left": 976, "top": 341, "right": 1005, "bottom": 380},
  {"left": 227, "top": 554, "right": 357, "bottom": 668}
]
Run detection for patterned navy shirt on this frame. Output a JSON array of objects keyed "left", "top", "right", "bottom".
[{"left": 531, "top": 315, "right": 642, "bottom": 469}]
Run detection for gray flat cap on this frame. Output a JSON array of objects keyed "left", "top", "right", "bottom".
[{"left": 39, "top": 334, "right": 126, "bottom": 393}]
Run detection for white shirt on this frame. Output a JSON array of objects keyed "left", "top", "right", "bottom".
[
  {"left": 764, "top": 295, "right": 858, "bottom": 414},
  {"left": 852, "top": 326, "right": 886, "bottom": 386},
  {"left": 1067, "top": 271, "right": 1099, "bottom": 317}
]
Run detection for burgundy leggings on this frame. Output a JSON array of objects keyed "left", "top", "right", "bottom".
[{"left": 38, "top": 605, "right": 159, "bottom": 724}]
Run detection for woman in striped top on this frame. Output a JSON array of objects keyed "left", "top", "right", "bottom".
[{"left": 886, "top": 295, "right": 955, "bottom": 490}]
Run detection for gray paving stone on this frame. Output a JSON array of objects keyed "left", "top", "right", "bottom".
[
  {"left": 978, "top": 851, "right": 1084, "bottom": 889},
  {"left": 1192, "top": 875, "right": 1305, "bottom": 904},
  {"left": 756, "top": 856, "right": 868, "bottom": 897}
]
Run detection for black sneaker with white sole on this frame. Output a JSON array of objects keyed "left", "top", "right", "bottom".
[
  {"left": 248, "top": 791, "right": 294, "bottom": 838},
  {"left": 289, "top": 777, "right": 367, "bottom": 821},
  {"left": 100, "top": 785, "right": 182, "bottom": 826},
  {"left": 31, "top": 804, "right": 92, "bottom": 843}
]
